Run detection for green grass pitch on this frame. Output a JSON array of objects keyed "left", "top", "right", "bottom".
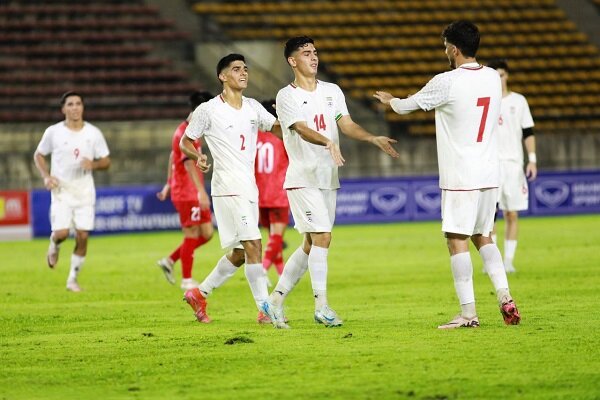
[{"left": 1, "top": 215, "right": 599, "bottom": 399}]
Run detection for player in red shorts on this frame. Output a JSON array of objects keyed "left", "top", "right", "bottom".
[
  {"left": 156, "top": 91, "right": 214, "bottom": 290},
  {"left": 255, "top": 100, "right": 290, "bottom": 277}
]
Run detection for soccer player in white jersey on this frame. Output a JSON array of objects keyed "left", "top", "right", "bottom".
[
  {"left": 488, "top": 59, "right": 537, "bottom": 273},
  {"left": 180, "top": 54, "right": 284, "bottom": 324},
  {"left": 33, "top": 91, "right": 111, "bottom": 292},
  {"left": 267, "top": 36, "right": 399, "bottom": 329},
  {"left": 374, "top": 21, "right": 521, "bottom": 328}
]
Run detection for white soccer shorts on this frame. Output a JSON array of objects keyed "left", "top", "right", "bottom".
[
  {"left": 287, "top": 188, "right": 337, "bottom": 234},
  {"left": 498, "top": 160, "right": 529, "bottom": 211},
  {"left": 50, "top": 201, "right": 95, "bottom": 231},
  {"left": 212, "top": 195, "right": 261, "bottom": 249},
  {"left": 441, "top": 188, "right": 498, "bottom": 236}
]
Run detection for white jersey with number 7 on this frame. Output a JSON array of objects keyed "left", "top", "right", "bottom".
[{"left": 412, "top": 63, "right": 502, "bottom": 190}]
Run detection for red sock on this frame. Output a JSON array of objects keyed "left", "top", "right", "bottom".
[
  {"left": 194, "top": 236, "right": 209, "bottom": 249},
  {"left": 264, "top": 234, "right": 283, "bottom": 262},
  {"left": 169, "top": 246, "right": 182, "bottom": 263},
  {"left": 180, "top": 238, "right": 199, "bottom": 279}
]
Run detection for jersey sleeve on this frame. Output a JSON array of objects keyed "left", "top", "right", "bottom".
[
  {"left": 276, "top": 88, "right": 304, "bottom": 129},
  {"left": 411, "top": 72, "right": 453, "bottom": 111},
  {"left": 93, "top": 129, "right": 110, "bottom": 158},
  {"left": 520, "top": 96, "right": 535, "bottom": 129},
  {"left": 249, "top": 98, "right": 276, "bottom": 132},
  {"left": 185, "top": 103, "right": 210, "bottom": 140},
  {"left": 333, "top": 84, "right": 350, "bottom": 121},
  {"left": 36, "top": 127, "right": 53, "bottom": 155}
]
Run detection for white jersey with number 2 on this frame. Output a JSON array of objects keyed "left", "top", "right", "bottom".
[
  {"left": 185, "top": 95, "right": 276, "bottom": 202},
  {"left": 412, "top": 63, "right": 502, "bottom": 190}
]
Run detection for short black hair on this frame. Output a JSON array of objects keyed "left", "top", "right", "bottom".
[
  {"left": 189, "top": 91, "right": 213, "bottom": 110},
  {"left": 60, "top": 91, "right": 83, "bottom": 106},
  {"left": 284, "top": 36, "right": 314, "bottom": 59},
  {"left": 441, "top": 21, "right": 480, "bottom": 58},
  {"left": 216, "top": 53, "right": 245, "bottom": 81},
  {"left": 260, "top": 99, "right": 277, "bottom": 118},
  {"left": 487, "top": 59, "right": 510, "bottom": 73}
]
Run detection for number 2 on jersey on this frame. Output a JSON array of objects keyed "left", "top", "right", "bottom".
[
  {"left": 240, "top": 134, "right": 246, "bottom": 150},
  {"left": 313, "top": 114, "right": 326, "bottom": 132},
  {"left": 475, "top": 97, "right": 490, "bottom": 142}
]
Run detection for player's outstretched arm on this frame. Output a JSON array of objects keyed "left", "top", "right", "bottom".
[
  {"left": 33, "top": 151, "right": 59, "bottom": 190},
  {"left": 270, "top": 120, "right": 283, "bottom": 140},
  {"left": 292, "top": 121, "right": 345, "bottom": 166},
  {"left": 337, "top": 115, "right": 399, "bottom": 158},
  {"left": 373, "top": 91, "right": 421, "bottom": 115},
  {"left": 524, "top": 135, "right": 537, "bottom": 181},
  {"left": 180, "top": 135, "right": 211, "bottom": 172},
  {"left": 184, "top": 159, "right": 211, "bottom": 210},
  {"left": 156, "top": 151, "right": 173, "bottom": 201}
]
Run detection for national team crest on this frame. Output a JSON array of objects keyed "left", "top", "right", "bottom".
[{"left": 326, "top": 97, "right": 333, "bottom": 107}]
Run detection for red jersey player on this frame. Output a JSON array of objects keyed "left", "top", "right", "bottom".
[
  {"left": 156, "top": 91, "right": 214, "bottom": 290},
  {"left": 256, "top": 99, "right": 290, "bottom": 276}
]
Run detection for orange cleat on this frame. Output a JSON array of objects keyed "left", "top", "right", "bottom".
[{"left": 184, "top": 288, "right": 211, "bottom": 323}]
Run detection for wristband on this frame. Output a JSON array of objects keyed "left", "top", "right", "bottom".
[{"left": 528, "top": 152, "right": 537, "bottom": 163}]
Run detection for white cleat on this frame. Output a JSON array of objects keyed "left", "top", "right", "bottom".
[
  {"left": 314, "top": 305, "right": 343, "bottom": 327},
  {"left": 438, "top": 315, "right": 480, "bottom": 329},
  {"left": 47, "top": 243, "right": 59, "bottom": 269},
  {"left": 180, "top": 278, "right": 199, "bottom": 290},
  {"left": 156, "top": 257, "right": 175, "bottom": 284},
  {"left": 66, "top": 280, "right": 82, "bottom": 292},
  {"left": 261, "top": 301, "right": 290, "bottom": 329}
]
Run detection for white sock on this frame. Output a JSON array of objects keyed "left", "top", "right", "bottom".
[
  {"left": 198, "top": 255, "right": 238, "bottom": 296},
  {"left": 504, "top": 239, "right": 517, "bottom": 265},
  {"left": 450, "top": 252, "right": 476, "bottom": 317},
  {"left": 270, "top": 247, "right": 309, "bottom": 306},
  {"left": 308, "top": 246, "right": 329, "bottom": 310},
  {"left": 479, "top": 244, "right": 511, "bottom": 302},
  {"left": 244, "top": 263, "right": 269, "bottom": 310},
  {"left": 67, "top": 254, "right": 85, "bottom": 282}
]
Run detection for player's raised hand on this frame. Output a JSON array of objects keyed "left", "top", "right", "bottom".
[
  {"left": 371, "top": 136, "right": 399, "bottom": 158},
  {"left": 156, "top": 183, "right": 170, "bottom": 201},
  {"left": 196, "top": 153, "right": 211, "bottom": 173},
  {"left": 526, "top": 162, "right": 537, "bottom": 181},
  {"left": 373, "top": 91, "right": 395, "bottom": 105},
  {"left": 326, "top": 141, "right": 345, "bottom": 166},
  {"left": 43, "top": 176, "right": 59, "bottom": 191}
]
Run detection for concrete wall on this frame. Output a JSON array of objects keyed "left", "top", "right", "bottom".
[{"left": 2, "top": 120, "right": 598, "bottom": 191}]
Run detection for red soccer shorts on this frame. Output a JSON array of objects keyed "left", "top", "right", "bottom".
[
  {"left": 259, "top": 207, "right": 290, "bottom": 228},
  {"left": 173, "top": 201, "right": 212, "bottom": 227}
]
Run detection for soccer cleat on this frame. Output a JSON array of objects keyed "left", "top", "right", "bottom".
[
  {"left": 260, "top": 301, "right": 289, "bottom": 329},
  {"left": 257, "top": 311, "right": 271, "bottom": 324},
  {"left": 156, "top": 258, "right": 175, "bottom": 285},
  {"left": 314, "top": 305, "right": 343, "bottom": 327},
  {"left": 500, "top": 300, "right": 521, "bottom": 325},
  {"left": 47, "top": 243, "right": 59, "bottom": 269},
  {"left": 183, "top": 288, "right": 211, "bottom": 323},
  {"left": 438, "top": 315, "right": 480, "bottom": 329},
  {"left": 504, "top": 263, "right": 516, "bottom": 273},
  {"left": 66, "top": 280, "right": 82, "bottom": 292},
  {"left": 180, "top": 278, "right": 199, "bottom": 290}
]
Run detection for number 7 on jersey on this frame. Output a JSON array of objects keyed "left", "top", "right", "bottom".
[{"left": 476, "top": 97, "right": 490, "bottom": 142}]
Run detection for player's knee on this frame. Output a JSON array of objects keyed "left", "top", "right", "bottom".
[
  {"left": 505, "top": 211, "right": 518, "bottom": 223},
  {"left": 53, "top": 230, "right": 69, "bottom": 242}
]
